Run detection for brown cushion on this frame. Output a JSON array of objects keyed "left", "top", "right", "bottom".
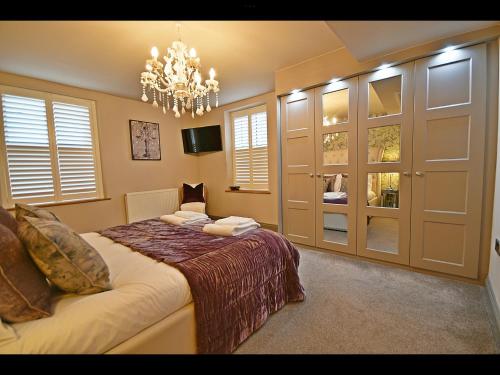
[
  {"left": 18, "top": 217, "right": 111, "bottom": 295},
  {"left": 15, "top": 203, "right": 60, "bottom": 223},
  {"left": 181, "top": 183, "right": 205, "bottom": 204},
  {"left": 0, "top": 224, "right": 52, "bottom": 323},
  {"left": 0, "top": 206, "right": 17, "bottom": 235}
]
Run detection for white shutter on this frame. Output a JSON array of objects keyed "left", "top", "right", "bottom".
[
  {"left": 52, "top": 101, "right": 98, "bottom": 199},
  {"left": 231, "top": 106, "right": 269, "bottom": 190},
  {"left": 233, "top": 115, "right": 251, "bottom": 187},
  {"left": 251, "top": 112, "right": 268, "bottom": 190},
  {"left": 1, "top": 94, "right": 55, "bottom": 203}
]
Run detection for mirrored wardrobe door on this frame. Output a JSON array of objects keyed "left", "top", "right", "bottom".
[
  {"left": 357, "top": 62, "right": 414, "bottom": 264},
  {"left": 314, "top": 77, "right": 358, "bottom": 254}
]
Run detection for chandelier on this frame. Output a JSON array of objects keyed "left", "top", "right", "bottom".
[{"left": 140, "top": 25, "right": 220, "bottom": 118}]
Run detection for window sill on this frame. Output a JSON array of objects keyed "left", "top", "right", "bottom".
[
  {"left": 7, "top": 197, "right": 111, "bottom": 211},
  {"left": 225, "top": 189, "right": 271, "bottom": 194}
]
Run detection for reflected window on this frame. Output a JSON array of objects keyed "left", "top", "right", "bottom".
[
  {"left": 323, "top": 213, "right": 348, "bottom": 245},
  {"left": 367, "top": 172, "right": 400, "bottom": 208},
  {"left": 366, "top": 217, "right": 399, "bottom": 254},
  {"left": 323, "top": 132, "right": 348, "bottom": 165},
  {"left": 368, "top": 125, "right": 401, "bottom": 163},
  {"left": 369, "top": 75, "right": 402, "bottom": 118},
  {"left": 323, "top": 173, "right": 348, "bottom": 205},
  {"left": 322, "top": 89, "right": 349, "bottom": 126}
]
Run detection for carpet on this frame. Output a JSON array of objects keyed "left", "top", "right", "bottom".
[{"left": 235, "top": 246, "right": 499, "bottom": 354}]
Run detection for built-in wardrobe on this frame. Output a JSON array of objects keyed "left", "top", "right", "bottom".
[{"left": 280, "top": 43, "right": 487, "bottom": 279}]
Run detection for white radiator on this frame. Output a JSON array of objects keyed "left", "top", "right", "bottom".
[{"left": 124, "top": 188, "right": 179, "bottom": 223}]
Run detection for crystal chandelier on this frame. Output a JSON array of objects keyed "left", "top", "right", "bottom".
[{"left": 140, "top": 25, "right": 220, "bottom": 118}]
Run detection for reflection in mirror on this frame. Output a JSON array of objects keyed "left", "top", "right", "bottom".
[
  {"left": 323, "top": 213, "right": 348, "bottom": 245},
  {"left": 323, "top": 173, "right": 348, "bottom": 205},
  {"left": 366, "top": 217, "right": 399, "bottom": 254},
  {"left": 323, "top": 132, "right": 348, "bottom": 165},
  {"left": 322, "top": 88, "right": 349, "bottom": 126},
  {"left": 369, "top": 75, "right": 402, "bottom": 118},
  {"left": 368, "top": 125, "right": 400, "bottom": 163},
  {"left": 367, "top": 172, "right": 400, "bottom": 208}
]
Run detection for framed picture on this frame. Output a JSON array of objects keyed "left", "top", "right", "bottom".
[{"left": 129, "top": 120, "right": 161, "bottom": 160}]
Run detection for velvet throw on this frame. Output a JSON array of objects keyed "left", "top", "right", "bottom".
[{"left": 99, "top": 219, "right": 305, "bottom": 353}]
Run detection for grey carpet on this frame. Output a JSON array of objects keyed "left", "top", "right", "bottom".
[{"left": 235, "top": 246, "right": 500, "bottom": 354}]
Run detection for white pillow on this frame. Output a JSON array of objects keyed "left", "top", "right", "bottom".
[
  {"left": 333, "top": 174, "right": 342, "bottom": 192},
  {"left": 0, "top": 318, "right": 18, "bottom": 346},
  {"left": 180, "top": 202, "right": 206, "bottom": 214}
]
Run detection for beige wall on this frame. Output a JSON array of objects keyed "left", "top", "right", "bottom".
[
  {"left": 488, "top": 38, "right": 500, "bottom": 318},
  {"left": 0, "top": 72, "right": 199, "bottom": 233},
  {"left": 181, "top": 92, "right": 278, "bottom": 225}
]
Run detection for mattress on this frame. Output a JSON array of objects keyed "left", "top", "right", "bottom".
[{"left": 0, "top": 232, "right": 192, "bottom": 354}]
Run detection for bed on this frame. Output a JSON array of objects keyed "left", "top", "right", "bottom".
[{"left": 0, "top": 219, "right": 304, "bottom": 354}]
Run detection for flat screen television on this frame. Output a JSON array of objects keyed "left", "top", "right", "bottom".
[{"left": 181, "top": 125, "right": 222, "bottom": 154}]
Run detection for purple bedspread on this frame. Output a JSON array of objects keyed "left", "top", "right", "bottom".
[
  {"left": 323, "top": 197, "right": 348, "bottom": 204},
  {"left": 98, "top": 219, "right": 305, "bottom": 354}
]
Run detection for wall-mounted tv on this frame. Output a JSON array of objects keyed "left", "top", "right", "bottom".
[{"left": 181, "top": 125, "right": 222, "bottom": 154}]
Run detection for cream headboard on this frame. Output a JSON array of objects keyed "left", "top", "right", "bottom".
[{"left": 124, "top": 188, "right": 179, "bottom": 223}]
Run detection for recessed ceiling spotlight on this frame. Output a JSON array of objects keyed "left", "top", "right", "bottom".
[
  {"left": 442, "top": 45, "right": 457, "bottom": 53},
  {"left": 329, "top": 78, "right": 340, "bottom": 83},
  {"left": 378, "top": 64, "right": 391, "bottom": 70},
  {"left": 291, "top": 89, "right": 300, "bottom": 94}
]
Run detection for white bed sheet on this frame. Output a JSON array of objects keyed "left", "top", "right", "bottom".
[{"left": 0, "top": 232, "right": 192, "bottom": 354}]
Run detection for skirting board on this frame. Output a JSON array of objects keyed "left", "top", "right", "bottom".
[{"left": 485, "top": 277, "right": 500, "bottom": 349}]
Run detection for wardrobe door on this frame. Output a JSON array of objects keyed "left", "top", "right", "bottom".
[
  {"left": 314, "top": 77, "right": 358, "bottom": 254},
  {"left": 410, "top": 44, "right": 486, "bottom": 278},
  {"left": 281, "top": 90, "right": 316, "bottom": 246},
  {"left": 357, "top": 62, "right": 414, "bottom": 265}
]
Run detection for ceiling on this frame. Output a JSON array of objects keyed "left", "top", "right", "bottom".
[
  {"left": 0, "top": 21, "right": 498, "bottom": 106},
  {"left": 0, "top": 21, "right": 343, "bottom": 106},
  {"left": 326, "top": 21, "right": 500, "bottom": 62}
]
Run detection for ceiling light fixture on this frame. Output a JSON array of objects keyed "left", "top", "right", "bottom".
[
  {"left": 140, "top": 24, "right": 220, "bottom": 118},
  {"left": 442, "top": 45, "right": 457, "bottom": 53},
  {"left": 291, "top": 89, "right": 300, "bottom": 94},
  {"left": 377, "top": 63, "right": 391, "bottom": 70}
]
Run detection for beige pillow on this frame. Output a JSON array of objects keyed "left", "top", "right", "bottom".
[
  {"left": 0, "top": 224, "right": 52, "bottom": 323},
  {"left": 18, "top": 217, "right": 111, "bottom": 295},
  {"left": 0, "top": 317, "right": 18, "bottom": 346},
  {"left": 15, "top": 203, "right": 60, "bottom": 223}
]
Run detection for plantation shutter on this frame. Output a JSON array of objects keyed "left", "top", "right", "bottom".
[
  {"left": 1, "top": 94, "right": 55, "bottom": 203},
  {"left": 0, "top": 86, "right": 103, "bottom": 207},
  {"left": 53, "top": 102, "right": 98, "bottom": 199},
  {"left": 250, "top": 111, "right": 268, "bottom": 190},
  {"left": 231, "top": 105, "right": 269, "bottom": 190},
  {"left": 233, "top": 115, "right": 251, "bottom": 187}
]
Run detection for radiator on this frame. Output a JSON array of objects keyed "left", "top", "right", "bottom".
[{"left": 124, "top": 188, "right": 179, "bottom": 223}]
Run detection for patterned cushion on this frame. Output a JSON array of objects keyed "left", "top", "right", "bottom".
[
  {"left": 15, "top": 203, "right": 60, "bottom": 223},
  {"left": 0, "top": 224, "right": 52, "bottom": 323},
  {"left": 18, "top": 217, "right": 111, "bottom": 295},
  {"left": 340, "top": 175, "right": 349, "bottom": 192},
  {"left": 0, "top": 206, "right": 17, "bottom": 235}
]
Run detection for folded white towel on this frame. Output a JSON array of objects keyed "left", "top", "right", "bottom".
[
  {"left": 214, "top": 216, "right": 256, "bottom": 226},
  {"left": 202, "top": 221, "right": 260, "bottom": 236},
  {"left": 160, "top": 214, "right": 208, "bottom": 226},
  {"left": 174, "top": 210, "right": 208, "bottom": 220}
]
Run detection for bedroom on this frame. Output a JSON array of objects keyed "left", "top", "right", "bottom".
[{"left": 0, "top": 19, "right": 500, "bottom": 356}]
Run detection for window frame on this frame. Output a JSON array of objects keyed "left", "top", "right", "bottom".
[
  {"left": 0, "top": 85, "right": 104, "bottom": 208},
  {"left": 230, "top": 104, "right": 269, "bottom": 191}
]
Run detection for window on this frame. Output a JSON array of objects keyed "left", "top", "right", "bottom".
[
  {"left": 0, "top": 86, "right": 104, "bottom": 208},
  {"left": 230, "top": 105, "right": 269, "bottom": 190}
]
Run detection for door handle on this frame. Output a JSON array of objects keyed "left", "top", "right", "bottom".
[
  {"left": 317, "top": 173, "right": 322, "bottom": 178},
  {"left": 415, "top": 171, "right": 424, "bottom": 176},
  {"left": 403, "top": 171, "right": 411, "bottom": 176},
  {"left": 309, "top": 173, "right": 314, "bottom": 177}
]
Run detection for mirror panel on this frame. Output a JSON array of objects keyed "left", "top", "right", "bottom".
[
  {"left": 323, "top": 132, "right": 348, "bottom": 166},
  {"left": 366, "top": 217, "right": 399, "bottom": 254},
  {"left": 323, "top": 213, "right": 348, "bottom": 245},
  {"left": 323, "top": 173, "right": 348, "bottom": 205},
  {"left": 367, "top": 172, "right": 400, "bottom": 208},
  {"left": 322, "top": 89, "right": 349, "bottom": 126},
  {"left": 368, "top": 125, "right": 401, "bottom": 163},
  {"left": 368, "top": 75, "right": 402, "bottom": 118}
]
